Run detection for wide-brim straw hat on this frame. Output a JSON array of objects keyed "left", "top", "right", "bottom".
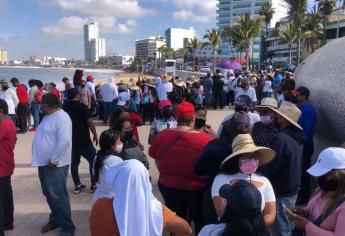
[
  {"left": 256, "top": 97, "right": 278, "bottom": 110},
  {"left": 271, "top": 102, "right": 303, "bottom": 130},
  {"left": 186, "top": 77, "right": 199, "bottom": 84},
  {"left": 174, "top": 79, "right": 185, "bottom": 87},
  {"left": 266, "top": 73, "right": 274, "bottom": 79},
  {"left": 220, "top": 134, "right": 276, "bottom": 170},
  {"left": 129, "top": 85, "right": 140, "bottom": 90},
  {"left": 161, "top": 74, "right": 172, "bottom": 82}
]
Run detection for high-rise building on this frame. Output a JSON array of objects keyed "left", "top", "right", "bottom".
[
  {"left": 0, "top": 49, "right": 8, "bottom": 63},
  {"left": 84, "top": 22, "right": 106, "bottom": 62},
  {"left": 135, "top": 36, "right": 165, "bottom": 62},
  {"left": 217, "top": 0, "right": 289, "bottom": 63},
  {"left": 165, "top": 27, "right": 196, "bottom": 50}
]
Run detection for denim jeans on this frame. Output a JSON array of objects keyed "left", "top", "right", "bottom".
[
  {"left": 103, "top": 102, "right": 112, "bottom": 123},
  {"left": 30, "top": 102, "right": 41, "bottom": 128},
  {"left": 38, "top": 165, "right": 75, "bottom": 233},
  {"left": 271, "top": 194, "right": 298, "bottom": 236},
  {"left": 8, "top": 115, "right": 16, "bottom": 125},
  {"left": 71, "top": 146, "right": 96, "bottom": 187},
  {"left": 17, "top": 102, "right": 29, "bottom": 132}
]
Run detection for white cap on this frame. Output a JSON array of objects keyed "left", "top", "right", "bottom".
[
  {"left": 307, "top": 147, "right": 345, "bottom": 177},
  {"left": 117, "top": 92, "right": 130, "bottom": 106},
  {"left": 267, "top": 65, "right": 273, "bottom": 70}
]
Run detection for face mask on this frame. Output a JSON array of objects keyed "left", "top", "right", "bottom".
[
  {"left": 114, "top": 143, "right": 123, "bottom": 154},
  {"left": 123, "top": 130, "right": 133, "bottom": 141},
  {"left": 81, "top": 84, "right": 86, "bottom": 88},
  {"left": 240, "top": 159, "right": 259, "bottom": 175},
  {"left": 317, "top": 175, "right": 338, "bottom": 192},
  {"left": 195, "top": 118, "right": 206, "bottom": 129},
  {"left": 260, "top": 116, "right": 273, "bottom": 125}
]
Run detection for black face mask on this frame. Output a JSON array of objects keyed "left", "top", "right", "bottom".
[
  {"left": 81, "top": 84, "right": 86, "bottom": 88},
  {"left": 122, "top": 130, "right": 133, "bottom": 141},
  {"left": 318, "top": 175, "right": 338, "bottom": 192},
  {"left": 162, "top": 108, "right": 173, "bottom": 119},
  {"left": 195, "top": 118, "right": 206, "bottom": 129}
]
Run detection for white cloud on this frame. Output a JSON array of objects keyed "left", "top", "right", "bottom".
[
  {"left": 172, "top": 10, "right": 211, "bottom": 23},
  {"left": 172, "top": 0, "right": 217, "bottom": 15},
  {"left": 0, "top": 33, "right": 19, "bottom": 42}
]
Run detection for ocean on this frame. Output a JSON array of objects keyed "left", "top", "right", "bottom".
[{"left": 0, "top": 66, "right": 121, "bottom": 90}]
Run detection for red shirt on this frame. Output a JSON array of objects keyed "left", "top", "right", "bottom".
[
  {"left": 129, "top": 112, "right": 143, "bottom": 142},
  {"left": 16, "top": 84, "right": 28, "bottom": 103},
  {"left": 149, "top": 129, "right": 211, "bottom": 190},
  {"left": 52, "top": 88, "right": 61, "bottom": 101},
  {"left": 0, "top": 118, "right": 17, "bottom": 176}
]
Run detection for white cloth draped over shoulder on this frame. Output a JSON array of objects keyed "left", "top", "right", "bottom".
[{"left": 105, "top": 160, "right": 163, "bottom": 236}]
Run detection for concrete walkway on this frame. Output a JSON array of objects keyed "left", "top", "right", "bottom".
[{"left": 7, "top": 109, "right": 229, "bottom": 236}]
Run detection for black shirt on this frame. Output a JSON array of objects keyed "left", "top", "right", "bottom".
[
  {"left": 63, "top": 100, "right": 93, "bottom": 149},
  {"left": 252, "top": 122, "right": 279, "bottom": 148}
]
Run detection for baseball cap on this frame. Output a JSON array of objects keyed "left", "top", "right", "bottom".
[
  {"left": 159, "top": 99, "right": 172, "bottom": 110},
  {"left": 307, "top": 147, "right": 345, "bottom": 177},
  {"left": 117, "top": 92, "right": 130, "bottom": 106},
  {"left": 220, "top": 180, "right": 262, "bottom": 219},
  {"left": 235, "top": 95, "right": 252, "bottom": 106},
  {"left": 86, "top": 75, "right": 94, "bottom": 81},
  {"left": 176, "top": 102, "right": 195, "bottom": 119},
  {"left": 296, "top": 86, "right": 310, "bottom": 97}
]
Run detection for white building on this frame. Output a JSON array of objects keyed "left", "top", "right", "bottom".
[
  {"left": 165, "top": 27, "right": 196, "bottom": 50},
  {"left": 135, "top": 36, "right": 165, "bottom": 62},
  {"left": 84, "top": 22, "right": 106, "bottom": 62},
  {"left": 217, "top": 0, "right": 289, "bottom": 63}
]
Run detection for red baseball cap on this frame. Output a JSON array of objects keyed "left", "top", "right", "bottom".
[
  {"left": 176, "top": 102, "right": 195, "bottom": 119},
  {"left": 86, "top": 75, "right": 94, "bottom": 81},
  {"left": 159, "top": 99, "right": 172, "bottom": 110}
]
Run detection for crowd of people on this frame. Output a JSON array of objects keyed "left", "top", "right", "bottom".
[{"left": 0, "top": 66, "right": 345, "bottom": 236}]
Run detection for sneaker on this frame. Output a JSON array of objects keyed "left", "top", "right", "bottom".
[
  {"left": 90, "top": 185, "right": 97, "bottom": 193},
  {"left": 73, "top": 184, "right": 86, "bottom": 194},
  {"left": 41, "top": 223, "right": 59, "bottom": 233}
]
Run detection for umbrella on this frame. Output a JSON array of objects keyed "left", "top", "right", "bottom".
[{"left": 218, "top": 61, "right": 242, "bottom": 70}]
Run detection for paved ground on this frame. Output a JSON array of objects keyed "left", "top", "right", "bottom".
[{"left": 7, "top": 109, "right": 229, "bottom": 236}]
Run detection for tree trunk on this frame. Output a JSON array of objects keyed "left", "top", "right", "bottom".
[
  {"left": 297, "top": 28, "right": 301, "bottom": 65},
  {"left": 246, "top": 49, "right": 249, "bottom": 71},
  {"left": 289, "top": 43, "right": 292, "bottom": 65},
  {"left": 323, "top": 18, "right": 327, "bottom": 45}
]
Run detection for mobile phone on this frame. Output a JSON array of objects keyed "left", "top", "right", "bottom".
[{"left": 282, "top": 203, "right": 295, "bottom": 216}]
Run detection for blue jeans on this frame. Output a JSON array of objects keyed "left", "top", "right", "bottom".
[
  {"left": 38, "top": 165, "right": 75, "bottom": 233},
  {"left": 271, "top": 194, "right": 298, "bottom": 236},
  {"left": 8, "top": 115, "right": 16, "bottom": 125},
  {"left": 71, "top": 146, "right": 96, "bottom": 187},
  {"left": 30, "top": 102, "right": 41, "bottom": 128},
  {"left": 103, "top": 102, "right": 112, "bottom": 123}
]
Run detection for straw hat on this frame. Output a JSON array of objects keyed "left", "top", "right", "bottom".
[
  {"left": 271, "top": 102, "right": 303, "bottom": 130},
  {"left": 161, "top": 74, "right": 172, "bottom": 82},
  {"left": 174, "top": 79, "right": 185, "bottom": 87},
  {"left": 129, "top": 85, "right": 140, "bottom": 90},
  {"left": 220, "top": 134, "right": 275, "bottom": 169},
  {"left": 256, "top": 97, "right": 278, "bottom": 110},
  {"left": 186, "top": 76, "right": 199, "bottom": 84}
]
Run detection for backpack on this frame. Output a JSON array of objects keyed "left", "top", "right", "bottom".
[{"left": 34, "top": 89, "right": 43, "bottom": 103}]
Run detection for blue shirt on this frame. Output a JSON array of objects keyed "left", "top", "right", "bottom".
[
  {"left": 274, "top": 74, "right": 283, "bottom": 86},
  {"left": 298, "top": 102, "right": 317, "bottom": 146}
]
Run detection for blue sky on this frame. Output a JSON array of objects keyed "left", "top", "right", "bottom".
[{"left": 0, "top": 0, "right": 218, "bottom": 60}]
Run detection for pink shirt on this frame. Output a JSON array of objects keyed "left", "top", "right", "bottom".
[{"left": 305, "top": 192, "right": 345, "bottom": 236}]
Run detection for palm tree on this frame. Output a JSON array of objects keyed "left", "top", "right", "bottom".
[
  {"left": 187, "top": 37, "right": 200, "bottom": 71},
  {"left": 203, "top": 28, "right": 222, "bottom": 69},
  {"left": 175, "top": 48, "right": 189, "bottom": 68},
  {"left": 164, "top": 48, "right": 176, "bottom": 59},
  {"left": 157, "top": 46, "right": 165, "bottom": 68},
  {"left": 223, "top": 14, "right": 262, "bottom": 70},
  {"left": 259, "top": 3, "right": 276, "bottom": 36},
  {"left": 279, "top": 23, "right": 297, "bottom": 64},
  {"left": 285, "top": 0, "right": 308, "bottom": 65},
  {"left": 303, "top": 7, "right": 323, "bottom": 53},
  {"left": 317, "top": 0, "right": 336, "bottom": 44}
]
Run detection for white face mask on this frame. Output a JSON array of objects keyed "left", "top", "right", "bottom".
[
  {"left": 260, "top": 116, "right": 273, "bottom": 125},
  {"left": 114, "top": 143, "right": 123, "bottom": 154}
]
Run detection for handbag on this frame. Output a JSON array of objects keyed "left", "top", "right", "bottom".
[{"left": 292, "top": 196, "right": 345, "bottom": 236}]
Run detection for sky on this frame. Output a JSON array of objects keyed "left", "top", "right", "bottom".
[{"left": 0, "top": 0, "right": 218, "bottom": 60}]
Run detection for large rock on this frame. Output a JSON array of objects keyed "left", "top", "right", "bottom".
[{"left": 294, "top": 37, "right": 345, "bottom": 144}]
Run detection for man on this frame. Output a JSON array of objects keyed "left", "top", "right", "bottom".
[
  {"left": 216, "top": 95, "right": 260, "bottom": 137},
  {"left": 0, "top": 99, "right": 16, "bottom": 236},
  {"left": 0, "top": 81, "right": 18, "bottom": 124},
  {"left": 295, "top": 86, "right": 317, "bottom": 205},
  {"left": 86, "top": 75, "right": 97, "bottom": 114},
  {"left": 100, "top": 78, "right": 118, "bottom": 124},
  {"left": 157, "top": 74, "right": 173, "bottom": 101},
  {"left": 261, "top": 102, "right": 306, "bottom": 236},
  {"left": 227, "top": 70, "right": 235, "bottom": 105},
  {"left": 31, "top": 94, "right": 75, "bottom": 236},
  {"left": 63, "top": 88, "right": 98, "bottom": 194},
  {"left": 61, "top": 77, "right": 69, "bottom": 86},
  {"left": 252, "top": 97, "right": 279, "bottom": 147},
  {"left": 202, "top": 72, "right": 213, "bottom": 107},
  {"left": 50, "top": 83, "right": 61, "bottom": 101},
  {"left": 10, "top": 78, "right": 29, "bottom": 133},
  {"left": 78, "top": 80, "right": 91, "bottom": 109},
  {"left": 28, "top": 79, "right": 41, "bottom": 131},
  {"left": 212, "top": 69, "right": 225, "bottom": 109},
  {"left": 235, "top": 79, "right": 257, "bottom": 103},
  {"left": 273, "top": 69, "right": 283, "bottom": 89}
]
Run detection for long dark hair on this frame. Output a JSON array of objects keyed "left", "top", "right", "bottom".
[
  {"left": 94, "top": 129, "right": 120, "bottom": 183},
  {"left": 109, "top": 107, "right": 127, "bottom": 130}
]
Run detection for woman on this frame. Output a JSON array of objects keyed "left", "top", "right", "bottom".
[
  {"left": 289, "top": 147, "right": 345, "bottom": 235},
  {"left": 113, "top": 118, "right": 149, "bottom": 169},
  {"left": 129, "top": 85, "right": 142, "bottom": 114},
  {"left": 149, "top": 102, "right": 213, "bottom": 234},
  {"left": 199, "top": 180, "right": 270, "bottom": 236},
  {"left": 89, "top": 160, "right": 192, "bottom": 236},
  {"left": 92, "top": 129, "right": 123, "bottom": 203},
  {"left": 194, "top": 107, "right": 215, "bottom": 137},
  {"left": 211, "top": 133, "right": 276, "bottom": 227}
]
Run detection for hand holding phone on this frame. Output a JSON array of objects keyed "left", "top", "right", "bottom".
[{"left": 282, "top": 203, "right": 295, "bottom": 216}]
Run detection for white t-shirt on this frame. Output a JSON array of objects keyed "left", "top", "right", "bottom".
[
  {"left": 263, "top": 80, "right": 273, "bottom": 93},
  {"left": 236, "top": 87, "right": 257, "bottom": 102},
  {"left": 0, "top": 89, "right": 19, "bottom": 115},
  {"left": 211, "top": 172, "right": 276, "bottom": 211},
  {"left": 92, "top": 155, "right": 123, "bottom": 203},
  {"left": 198, "top": 223, "right": 226, "bottom": 236}
]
